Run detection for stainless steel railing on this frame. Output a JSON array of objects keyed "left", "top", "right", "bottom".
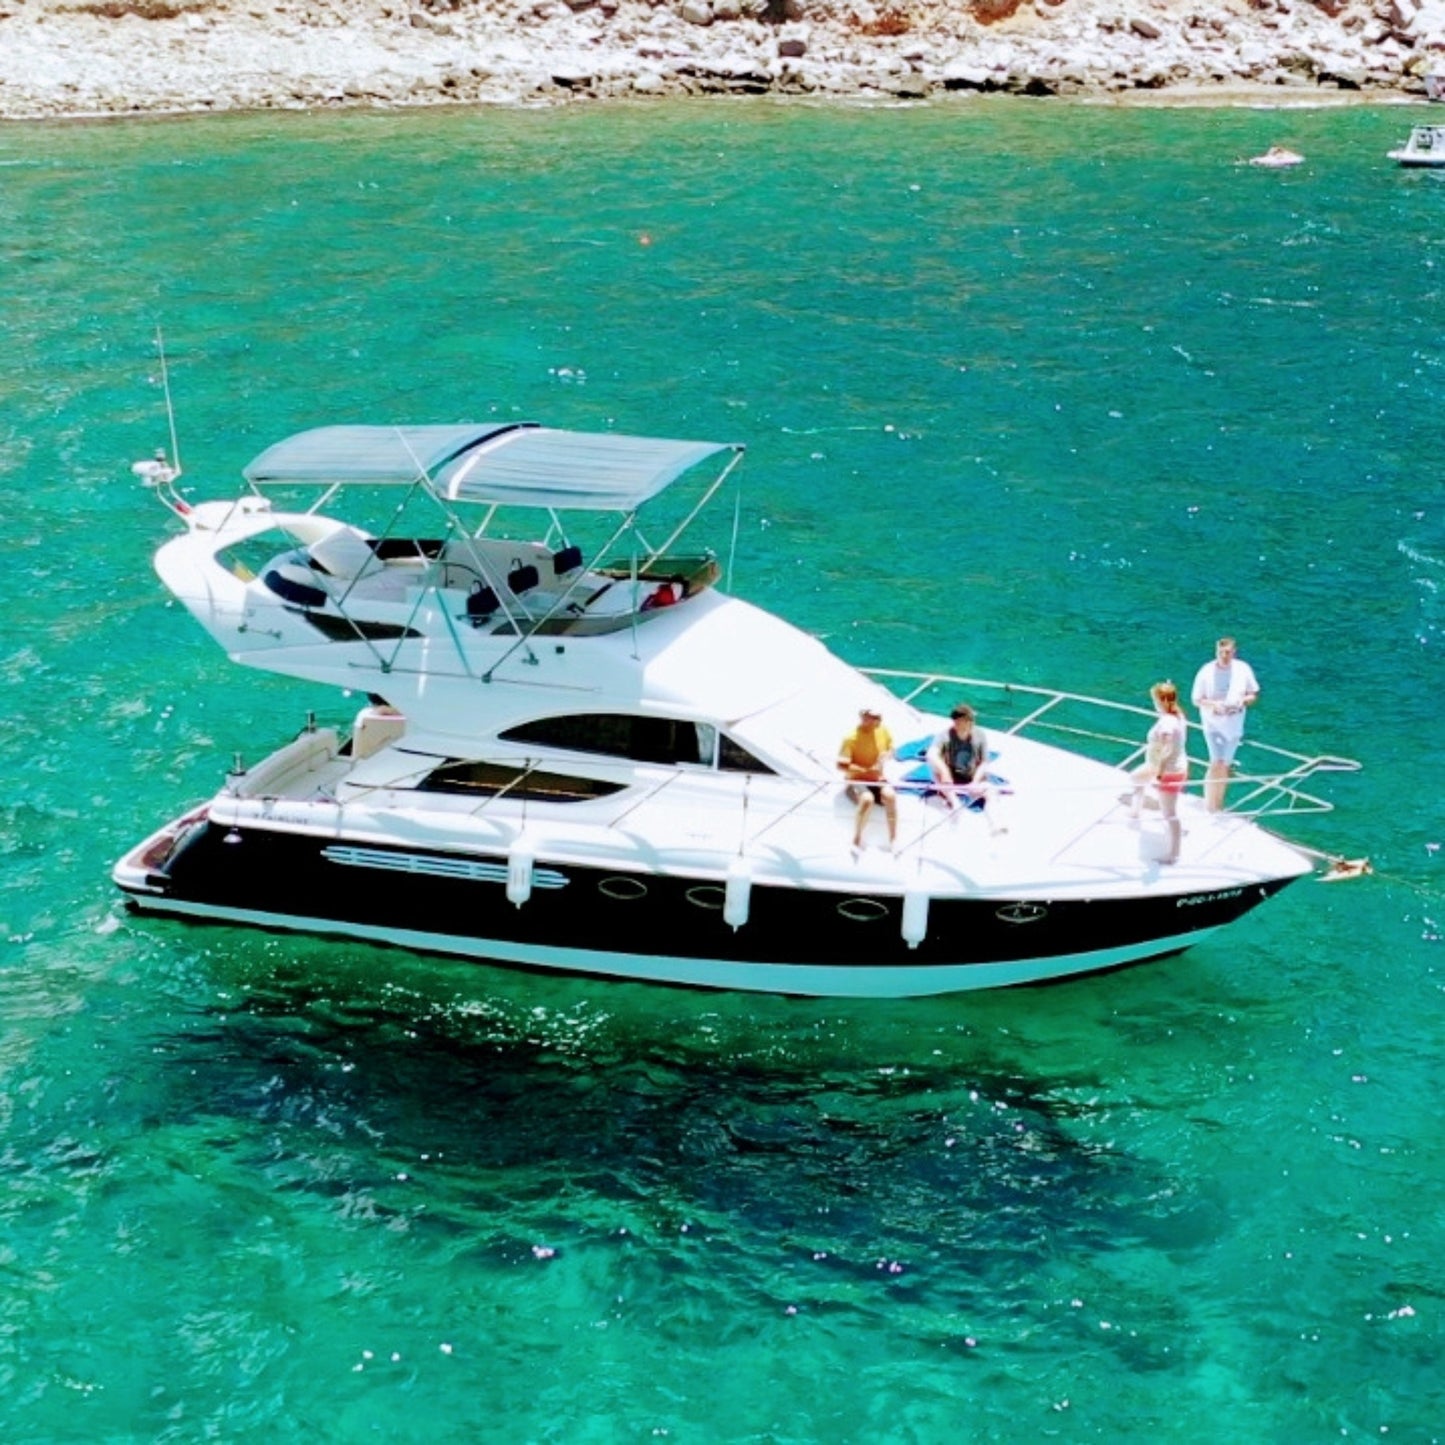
[{"left": 863, "top": 668, "right": 1360, "bottom": 822}]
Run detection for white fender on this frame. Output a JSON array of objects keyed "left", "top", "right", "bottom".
[
  {"left": 507, "top": 840, "right": 534, "bottom": 907},
  {"left": 724, "top": 857, "right": 752, "bottom": 931},
  {"left": 901, "top": 886, "right": 930, "bottom": 950}
]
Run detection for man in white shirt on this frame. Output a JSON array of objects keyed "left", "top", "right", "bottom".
[{"left": 1191, "top": 636, "right": 1260, "bottom": 812}]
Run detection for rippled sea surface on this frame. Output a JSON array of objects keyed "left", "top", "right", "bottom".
[{"left": 2, "top": 100, "right": 1443, "bottom": 1441}]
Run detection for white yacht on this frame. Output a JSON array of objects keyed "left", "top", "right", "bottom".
[
  {"left": 1389, "top": 125, "right": 1445, "bottom": 168},
  {"left": 114, "top": 422, "right": 1358, "bottom": 997}
]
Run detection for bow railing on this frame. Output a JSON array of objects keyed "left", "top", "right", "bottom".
[{"left": 864, "top": 668, "right": 1360, "bottom": 822}]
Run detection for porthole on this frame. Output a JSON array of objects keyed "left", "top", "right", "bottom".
[
  {"left": 685, "top": 885, "right": 726, "bottom": 911},
  {"left": 996, "top": 902, "right": 1048, "bottom": 925},
  {"left": 598, "top": 876, "right": 648, "bottom": 901},
  {"left": 837, "top": 897, "right": 889, "bottom": 923}
]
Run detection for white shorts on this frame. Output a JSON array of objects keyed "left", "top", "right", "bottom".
[{"left": 1203, "top": 713, "right": 1245, "bottom": 764}]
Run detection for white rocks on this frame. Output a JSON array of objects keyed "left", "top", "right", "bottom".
[
  {"left": 0, "top": 0, "right": 1429, "bottom": 118},
  {"left": 1408, "top": 0, "right": 1445, "bottom": 40},
  {"left": 941, "top": 59, "right": 993, "bottom": 88}
]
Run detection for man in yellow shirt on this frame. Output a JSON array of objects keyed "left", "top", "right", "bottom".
[{"left": 837, "top": 706, "right": 897, "bottom": 853}]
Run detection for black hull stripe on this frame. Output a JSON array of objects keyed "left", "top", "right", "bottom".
[
  {"left": 123, "top": 896, "right": 1215, "bottom": 997},
  {"left": 115, "top": 822, "right": 1296, "bottom": 994}
]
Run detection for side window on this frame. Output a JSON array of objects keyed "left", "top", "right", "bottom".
[
  {"left": 627, "top": 717, "right": 700, "bottom": 766},
  {"left": 694, "top": 723, "right": 717, "bottom": 767},
  {"left": 502, "top": 714, "right": 709, "bottom": 767},
  {"left": 499, "top": 714, "right": 775, "bottom": 774},
  {"left": 501, "top": 715, "right": 631, "bottom": 757},
  {"left": 718, "top": 735, "right": 772, "bottom": 774}
]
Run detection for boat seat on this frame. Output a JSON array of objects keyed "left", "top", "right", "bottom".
[
  {"left": 551, "top": 545, "right": 583, "bottom": 576},
  {"left": 264, "top": 562, "right": 328, "bottom": 610},
  {"left": 352, "top": 704, "right": 406, "bottom": 760},
  {"left": 466, "top": 583, "right": 500, "bottom": 625},
  {"left": 309, "top": 526, "right": 378, "bottom": 581},
  {"left": 507, "top": 563, "right": 540, "bottom": 595}
]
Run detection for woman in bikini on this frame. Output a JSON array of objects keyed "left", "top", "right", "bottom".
[{"left": 1130, "top": 680, "right": 1188, "bottom": 864}]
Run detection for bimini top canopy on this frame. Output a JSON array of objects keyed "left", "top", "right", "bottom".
[{"left": 242, "top": 423, "right": 743, "bottom": 512}]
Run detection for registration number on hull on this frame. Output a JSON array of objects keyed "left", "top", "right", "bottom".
[{"left": 1176, "top": 888, "right": 1244, "bottom": 908}]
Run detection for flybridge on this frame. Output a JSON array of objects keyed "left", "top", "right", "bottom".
[{"left": 139, "top": 420, "right": 749, "bottom": 698}]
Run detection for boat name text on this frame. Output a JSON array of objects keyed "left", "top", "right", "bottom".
[{"left": 1176, "top": 888, "right": 1243, "bottom": 908}]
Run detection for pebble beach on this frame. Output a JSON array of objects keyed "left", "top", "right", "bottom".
[{"left": 2, "top": 0, "right": 1444, "bottom": 121}]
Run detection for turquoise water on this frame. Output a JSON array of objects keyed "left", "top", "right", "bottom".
[{"left": 2, "top": 100, "right": 1443, "bottom": 1440}]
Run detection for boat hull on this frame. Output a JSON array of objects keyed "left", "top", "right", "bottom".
[{"left": 115, "top": 816, "right": 1298, "bottom": 997}]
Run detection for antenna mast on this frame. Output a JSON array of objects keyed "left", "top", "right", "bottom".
[
  {"left": 155, "top": 325, "right": 182, "bottom": 479},
  {"left": 132, "top": 327, "right": 189, "bottom": 516}
]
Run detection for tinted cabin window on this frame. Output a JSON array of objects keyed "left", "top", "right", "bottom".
[
  {"left": 719, "top": 735, "right": 771, "bottom": 773},
  {"left": 500, "top": 714, "right": 775, "bottom": 774},
  {"left": 417, "top": 760, "right": 625, "bottom": 803},
  {"left": 501, "top": 714, "right": 707, "bottom": 766}
]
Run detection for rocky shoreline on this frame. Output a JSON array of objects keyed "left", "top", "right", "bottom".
[{"left": 1, "top": 0, "right": 1443, "bottom": 120}]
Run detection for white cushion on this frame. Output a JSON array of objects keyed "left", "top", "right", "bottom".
[{"left": 309, "top": 526, "right": 377, "bottom": 580}]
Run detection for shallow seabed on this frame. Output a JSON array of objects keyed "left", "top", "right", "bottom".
[{"left": 1, "top": 101, "right": 1442, "bottom": 1442}]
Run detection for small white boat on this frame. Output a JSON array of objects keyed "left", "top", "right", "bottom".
[
  {"left": 114, "top": 421, "right": 1360, "bottom": 997},
  {"left": 1389, "top": 125, "right": 1445, "bottom": 168},
  {"left": 1247, "top": 146, "right": 1304, "bottom": 169}
]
